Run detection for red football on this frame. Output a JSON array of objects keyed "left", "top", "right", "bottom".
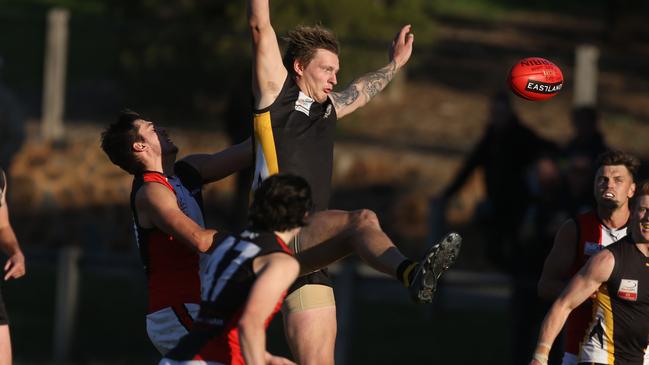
[{"left": 507, "top": 57, "right": 564, "bottom": 101}]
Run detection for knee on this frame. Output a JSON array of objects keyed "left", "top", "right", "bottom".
[{"left": 351, "top": 209, "right": 380, "bottom": 230}]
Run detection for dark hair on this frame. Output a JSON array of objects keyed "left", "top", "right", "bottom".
[
  {"left": 635, "top": 180, "right": 649, "bottom": 199},
  {"left": 248, "top": 174, "right": 313, "bottom": 232},
  {"left": 282, "top": 25, "right": 339, "bottom": 74},
  {"left": 596, "top": 150, "right": 640, "bottom": 181},
  {"left": 100, "top": 109, "right": 145, "bottom": 175}
]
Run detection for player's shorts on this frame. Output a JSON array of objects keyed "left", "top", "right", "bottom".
[
  {"left": 159, "top": 359, "right": 224, "bottom": 365},
  {"left": 0, "top": 285, "right": 8, "bottom": 326},
  {"left": 147, "top": 303, "right": 199, "bottom": 355},
  {"left": 562, "top": 352, "right": 577, "bottom": 365},
  {"left": 282, "top": 232, "right": 336, "bottom": 314}
]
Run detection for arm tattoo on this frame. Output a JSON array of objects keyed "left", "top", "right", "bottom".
[
  {"left": 331, "top": 61, "right": 397, "bottom": 112},
  {"left": 359, "top": 61, "right": 397, "bottom": 100},
  {"left": 331, "top": 85, "right": 360, "bottom": 107}
]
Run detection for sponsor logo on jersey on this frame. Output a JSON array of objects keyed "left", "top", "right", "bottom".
[
  {"left": 584, "top": 241, "right": 603, "bottom": 256},
  {"left": 295, "top": 92, "right": 314, "bottom": 116},
  {"left": 617, "top": 279, "right": 638, "bottom": 301},
  {"left": 525, "top": 80, "right": 563, "bottom": 94}
]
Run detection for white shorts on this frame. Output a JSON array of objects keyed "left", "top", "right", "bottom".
[
  {"left": 147, "top": 303, "right": 200, "bottom": 355},
  {"left": 159, "top": 359, "right": 224, "bottom": 365},
  {"left": 561, "top": 352, "right": 577, "bottom": 365}
]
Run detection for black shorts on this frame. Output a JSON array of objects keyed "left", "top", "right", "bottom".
[
  {"left": 0, "top": 285, "right": 8, "bottom": 326},
  {"left": 288, "top": 268, "right": 333, "bottom": 294}
]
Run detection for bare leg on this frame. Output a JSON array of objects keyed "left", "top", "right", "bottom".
[
  {"left": 283, "top": 305, "right": 336, "bottom": 365},
  {"left": 297, "top": 209, "right": 407, "bottom": 277},
  {"left": 0, "top": 325, "right": 12, "bottom": 365}
]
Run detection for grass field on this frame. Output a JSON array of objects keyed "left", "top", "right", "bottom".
[{"left": 3, "top": 264, "right": 512, "bottom": 365}]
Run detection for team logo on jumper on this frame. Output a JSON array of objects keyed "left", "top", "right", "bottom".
[
  {"left": 617, "top": 279, "right": 638, "bottom": 301},
  {"left": 324, "top": 104, "right": 332, "bottom": 119},
  {"left": 295, "top": 92, "right": 314, "bottom": 116},
  {"left": 525, "top": 80, "right": 563, "bottom": 94},
  {"left": 584, "top": 241, "right": 602, "bottom": 256}
]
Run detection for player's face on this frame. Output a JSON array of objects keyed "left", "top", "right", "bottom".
[
  {"left": 631, "top": 195, "right": 649, "bottom": 243},
  {"left": 593, "top": 164, "right": 635, "bottom": 209},
  {"left": 135, "top": 119, "right": 178, "bottom": 156},
  {"left": 297, "top": 49, "right": 339, "bottom": 103}
]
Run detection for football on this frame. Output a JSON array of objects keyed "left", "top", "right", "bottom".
[{"left": 507, "top": 57, "right": 564, "bottom": 101}]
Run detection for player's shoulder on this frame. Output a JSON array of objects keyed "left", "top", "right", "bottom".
[{"left": 135, "top": 180, "right": 175, "bottom": 208}]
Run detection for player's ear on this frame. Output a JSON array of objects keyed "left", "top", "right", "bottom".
[
  {"left": 629, "top": 182, "right": 637, "bottom": 198},
  {"left": 293, "top": 59, "right": 304, "bottom": 76},
  {"left": 132, "top": 141, "right": 147, "bottom": 153}
]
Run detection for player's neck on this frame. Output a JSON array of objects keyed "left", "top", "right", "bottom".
[
  {"left": 294, "top": 76, "right": 315, "bottom": 101},
  {"left": 141, "top": 156, "right": 174, "bottom": 176},
  {"left": 598, "top": 204, "right": 630, "bottom": 229},
  {"left": 275, "top": 227, "right": 300, "bottom": 246},
  {"left": 161, "top": 154, "right": 176, "bottom": 176}
]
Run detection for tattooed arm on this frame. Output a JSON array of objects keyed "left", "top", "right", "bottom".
[{"left": 330, "top": 25, "right": 413, "bottom": 119}]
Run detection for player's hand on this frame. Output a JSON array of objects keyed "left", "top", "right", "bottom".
[
  {"left": 4, "top": 251, "right": 26, "bottom": 280},
  {"left": 389, "top": 24, "right": 414, "bottom": 69}
]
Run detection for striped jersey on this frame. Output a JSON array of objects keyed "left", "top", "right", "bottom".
[
  {"left": 565, "top": 211, "right": 627, "bottom": 355},
  {"left": 163, "top": 229, "right": 293, "bottom": 364},
  {"left": 130, "top": 161, "right": 207, "bottom": 313},
  {"left": 579, "top": 237, "right": 649, "bottom": 365},
  {"left": 252, "top": 75, "right": 337, "bottom": 212}
]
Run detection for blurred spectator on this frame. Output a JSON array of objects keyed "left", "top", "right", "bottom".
[
  {"left": 439, "top": 90, "right": 558, "bottom": 271},
  {"left": 438, "top": 90, "right": 559, "bottom": 365},
  {"left": 515, "top": 157, "right": 570, "bottom": 365},
  {"left": 0, "top": 57, "right": 26, "bottom": 176},
  {"left": 559, "top": 106, "right": 607, "bottom": 216},
  {"left": 564, "top": 106, "right": 607, "bottom": 164}
]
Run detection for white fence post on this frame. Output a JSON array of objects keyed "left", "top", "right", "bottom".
[
  {"left": 41, "top": 7, "right": 69, "bottom": 141},
  {"left": 573, "top": 44, "right": 599, "bottom": 107},
  {"left": 53, "top": 245, "right": 81, "bottom": 364}
]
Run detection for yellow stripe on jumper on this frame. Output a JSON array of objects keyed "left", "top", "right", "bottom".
[
  {"left": 597, "top": 285, "right": 615, "bottom": 365},
  {"left": 253, "top": 111, "right": 279, "bottom": 176}
]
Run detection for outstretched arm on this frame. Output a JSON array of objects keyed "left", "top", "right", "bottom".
[
  {"left": 248, "top": 0, "right": 288, "bottom": 110},
  {"left": 530, "top": 249, "right": 614, "bottom": 365},
  {"left": 181, "top": 138, "right": 252, "bottom": 185},
  {"left": 330, "top": 24, "right": 414, "bottom": 119},
  {"left": 0, "top": 174, "right": 25, "bottom": 281},
  {"left": 0, "top": 202, "right": 25, "bottom": 281}
]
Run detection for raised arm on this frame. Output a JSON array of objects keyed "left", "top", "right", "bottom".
[
  {"left": 330, "top": 24, "right": 414, "bottom": 119},
  {"left": 135, "top": 183, "right": 217, "bottom": 253},
  {"left": 0, "top": 176, "right": 25, "bottom": 281},
  {"left": 530, "top": 249, "right": 615, "bottom": 365},
  {"left": 248, "top": 0, "right": 288, "bottom": 109},
  {"left": 537, "top": 219, "right": 578, "bottom": 300},
  {"left": 180, "top": 138, "right": 252, "bottom": 185},
  {"left": 239, "top": 253, "right": 299, "bottom": 365}
]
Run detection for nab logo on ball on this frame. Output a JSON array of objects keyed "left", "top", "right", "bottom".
[{"left": 508, "top": 57, "right": 564, "bottom": 101}]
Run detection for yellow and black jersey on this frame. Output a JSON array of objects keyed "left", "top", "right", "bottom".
[
  {"left": 252, "top": 75, "right": 337, "bottom": 212},
  {"left": 579, "top": 237, "right": 649, "bottom": 365}
]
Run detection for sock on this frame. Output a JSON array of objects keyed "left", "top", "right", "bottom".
[{"left": 396, "top": 259, "right": 419, "bottom": 287}]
